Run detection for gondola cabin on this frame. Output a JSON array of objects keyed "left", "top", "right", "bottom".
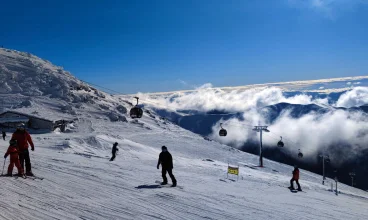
[
  {"left": 219, "top": 129, "right": 227, "bottom": 137},
  {"left": 277, "top": 141, "right": 284, "bottom": 147},
  {"left": 219, "top": 123, "right": 227, "bottom": 137},
  {"left": 277, "top": 137, "right": 284, "bottom": 147},
  {"left": 130, "top": 107, "right": 143, "bottom": 119},
  {"left": 129, "top": 97, "right": 143, "bottom": 119},
  {"left": 298, "top": 152, "right": 303, "bottom": 158}
]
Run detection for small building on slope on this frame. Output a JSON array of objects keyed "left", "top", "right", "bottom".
[{"left": 0, "top": 111, "right": 73, "bottom": 132}]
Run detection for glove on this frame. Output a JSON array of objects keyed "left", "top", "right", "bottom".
[
  {"left": 31, "top": 147, "right": 34, "bottom": 151},
  {"left": 157, "top": 165, "right": 159, "bottom": 169},
  {"left": 4, "top": 155, "right": 7, "bottom": 159}
]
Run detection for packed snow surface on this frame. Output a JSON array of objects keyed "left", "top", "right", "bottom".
[
  {"left": 0, "top": 48, "right": 367, "bottom": 219},
  {"left": 1, "top": 113, "right": 368, "bottom": 220}
]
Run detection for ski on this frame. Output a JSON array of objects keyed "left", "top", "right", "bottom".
[
  {"left": 0, "top": 174, "right": 26, "bottom": 179},
  {"left": 27, "top": 175, "right": 44, "bottom": 180},
  {"left": 1, "top": 174, "right": 44, "bottom": 180},
  {"left": 155, "top": 181, "right": 183, "bottom": 189},
  {"left": 287, "top": 187, "right": 305, "bottom": 193},
  {"left": 14, "top": 175, "right": 27, "bottom": 179},
  {"left": 0, "top": 174, "right": 13, "bottom": 178}
]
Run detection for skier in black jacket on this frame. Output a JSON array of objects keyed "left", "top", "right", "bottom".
[
  {"left": 157, "top": 146, "right": 177, "bottom": 187},
  {"left": 2, "top": 131, "right": 6, "bottom": 141},
  {"left": 110, "top": 142, "right": 119, "bottom": 161}
]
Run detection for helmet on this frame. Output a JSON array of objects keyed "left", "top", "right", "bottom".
[
  {"left": 9, "top": 139, "right": 17, "bottom": 146},
  {"left": 162, "top": 146, "right": 167, "bottom": 150},
  {"left": 17, "top": 123, "right": 26, "bottom": 129},
  {"left": 114, "top": 142, "right": 118, "bottom": 146}
]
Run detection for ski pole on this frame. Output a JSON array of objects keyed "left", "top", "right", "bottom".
[{"left": 1, "top": 158, "right": 6, "bottom": 175}]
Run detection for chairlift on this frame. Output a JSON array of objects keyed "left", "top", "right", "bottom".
[
  {"left": 277, "top": 136, "right": 284, "bottom": 147},
  {"left": 298, "top": 149, "right": 303, "bottom": 158},
  {"left": 129, "top": 97, "right": 143, "bottom": 119},
  {"left": 219, "top": 123, "right": 227, "bottom": 137}
]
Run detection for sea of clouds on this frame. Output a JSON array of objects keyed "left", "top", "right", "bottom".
[{"left": 143, "top": 86, "right": 368, "bottom": 164}]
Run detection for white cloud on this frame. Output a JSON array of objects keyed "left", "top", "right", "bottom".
[
  {"left": 354, "top": 82, "right": 361, "bottom": 85},
  {"left": 196, "top": 83, "right": 213, "bottom": 90},
  {"left": 210, "top": 108, "right": 368, "bottom": 164},
  {"left": 319, "top": 86, "right": 325, "bottom": 89},
  {"left": 265, "top": 110, "right": 368, "bottom": 164},
  {"left": 314, "top": 98, "right": 329, "bottom": 105},
  {"left": 142, "top": 85, "right": 320, "bottom": 112},
  {"left": 178, "top": 79, "right": 188, "bottom": 86},
  {"left": 142, "top": 84, "right": 368, "bottom": 164},
  {"left": 288, "top": 0, "right": 366, "bottom": 19},
  {"left": 335, "top": 87, "right": 368, "bottom": 108},
  {"left": 143, "top": 84, "right": 368, "bottom": 113},
  {"left": 347, "top": 82, "right": 352, "bottom": 85}
]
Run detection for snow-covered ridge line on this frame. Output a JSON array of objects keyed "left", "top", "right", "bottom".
[{"left": 0, "top": 47, "right": 110, "bottom": 104}]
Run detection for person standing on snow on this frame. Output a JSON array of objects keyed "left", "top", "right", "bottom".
[
  {"left": 2, "top": 131, "right": 6, "bottom": 141},
  {"left": 289, "top": 165, "right": 302, "bottom": 191},
  {"left": 110, "top": 142, "right": 119, "bottom": 161},
  {"left": 11, "top": 123, "right": 35, "bottom": 176},
  {"left": 157, "top": 146, "right": 177, "bottom": 187},
  {"left": 4, "top": 139, "right": 24, "bottom": 177}
]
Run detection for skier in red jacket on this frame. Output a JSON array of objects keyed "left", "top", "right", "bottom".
[
  {"left": 11, "top": 124, "right": 35, "bottom": 176},
  {"left": 4, "top": 139, "right": 24, "bottom": 177},
  {"left": 289, "top": 165, "right": 302, "bottom": 191}
]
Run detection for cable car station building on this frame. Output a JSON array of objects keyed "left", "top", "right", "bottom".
[{"left": 0, "top": 110, "right": 72, "bottom": 132}]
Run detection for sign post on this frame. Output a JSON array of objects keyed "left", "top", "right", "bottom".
[
  {"left": 335, "top": 177, "right": 338, "bottom": 196},
  {"left": 227, "top": 164, "right": 239, "bottom": 180}
]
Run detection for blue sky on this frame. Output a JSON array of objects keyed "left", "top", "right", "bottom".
[{"left": 1, "top": 0, "right": 367, "bottom": 93}]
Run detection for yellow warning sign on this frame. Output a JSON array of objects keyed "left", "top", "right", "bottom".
[{"left": 227, "top": 166, "right": 239, "bottom": 175}]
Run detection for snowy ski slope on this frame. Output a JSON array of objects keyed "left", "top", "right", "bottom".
[{"left": 0, "top": 48, "right": 367, "bottom": 219}]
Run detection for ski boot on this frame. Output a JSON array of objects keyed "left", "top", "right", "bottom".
[
  {"left": 171, "top": 182, "right": 177, "bottom": 187},
  {"left": 160, "top": 182, "right": 168, "bottom": 185},
  {"left": 26, "top": 172, "right": 34, "bottom": 176}
]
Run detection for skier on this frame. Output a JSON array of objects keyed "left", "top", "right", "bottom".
[
  {"left": 289, "top": 165, "right": 302, "bottom": 191},
  {"left": 2, "top": 131, "right": 5, "bottom": 141},
  {"left": 11, "top": 123, "right": 35, "bottom": 176},
  {"left": 157, "top": 146, "right": 177, "bottom": 187},
  {"left": 110, "top": 142, "right": 119, "bottom": 161},
  {"left": 3, "top": 139, "right": 24, "bottom": 177}
]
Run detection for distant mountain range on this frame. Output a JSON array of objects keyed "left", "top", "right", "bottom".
[{"left": 153, "top": 102, "right": 367, "bottom": 136}]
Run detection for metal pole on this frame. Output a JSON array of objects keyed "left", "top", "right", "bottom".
[
  {"left": 331, "top": 182, "right": 333, "bottom": 192},
  {"left": 237, "top": 165, "right": 239, "bottom": 181},
  {"left": 322, "top": 156, "right": 325, "bottom": 185},
  {"left": 253, "top": 125, "right": 269, "bottom": 167},
  {"left": 1, "top": 158, "right": 6, "bottom": 175},
  {"left": 349, "top": 172, "right": 355, "bottom": 187},
  {"left": 260, "top": 129, "right": 263, "bottom": 167},
  {"left": 335, "top": 180, "right": 338, "bottom": 196},
  {"left": 227, "top": 163, "right": 229, "bottom": 179}
]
